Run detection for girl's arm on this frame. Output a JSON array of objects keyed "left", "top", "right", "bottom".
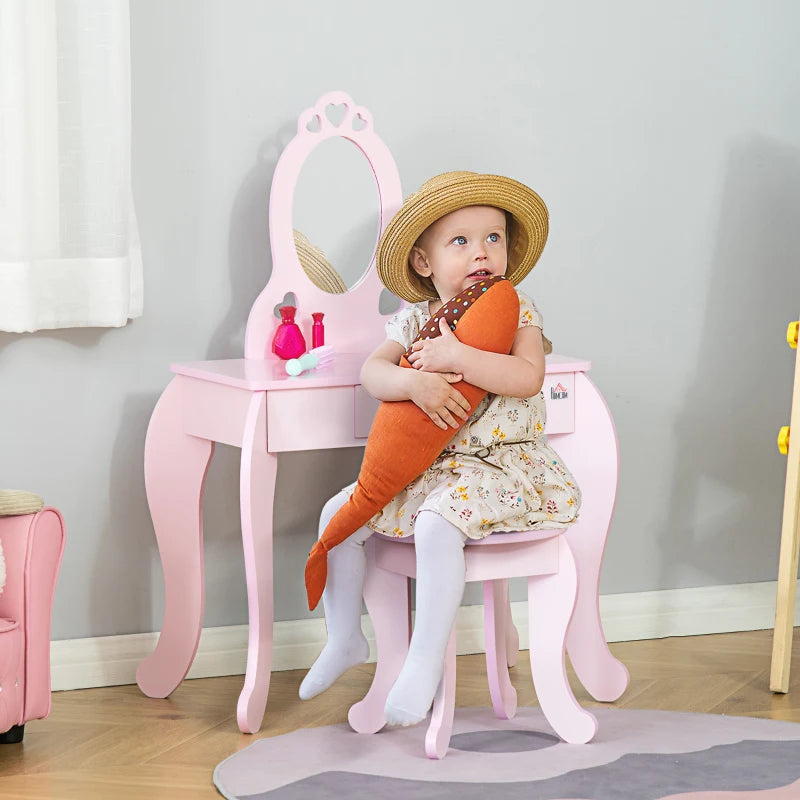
[
  {"left": 407, "top": 321, "right": 546, "bottom": 398},
  {"left": 360, "top": 339, "right": 473, "bottom": 430}
]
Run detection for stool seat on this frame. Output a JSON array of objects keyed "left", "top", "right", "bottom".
[
  {"left": 350, "top": 529, "right": 602, "bottom": 758},
  {"left": 378, "top": 528, "right": 562, "bottom": 545}
]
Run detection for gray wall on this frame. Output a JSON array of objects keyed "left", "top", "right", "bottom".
[{"left": 2, "top": 0, "right": 798, "bottom": 641}]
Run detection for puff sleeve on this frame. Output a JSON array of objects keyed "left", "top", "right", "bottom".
[
  {"left": 383, "top": 304, "right": 429, "bottom": 349},
  {"left": 516, "top": 290, "right": 543, "bottom": 329}
]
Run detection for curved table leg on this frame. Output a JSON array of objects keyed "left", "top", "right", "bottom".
[
  {"left": 348, "top": 538, "right": 411, "bottom": 734},
  {"left": 137, "top": 377, "right": 214, "bottom": 698},
  {"left": 551, "top": 372, "right": 630, "bottom": 702},
  {"left": 528, "top": 537, "right": 597, "bottom": 744},
  {"left": 237, "top": 393, "right": 277, "bottom": 734},
  {"left": 566, "top": 517, "right": 630, "bottom": 701}
]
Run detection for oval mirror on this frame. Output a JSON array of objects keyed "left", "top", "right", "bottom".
[{"left": 292, "top": 137, "right": 379, "bottom": 293}]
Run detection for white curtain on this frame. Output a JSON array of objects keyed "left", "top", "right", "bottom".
[{"left": 0, "top": 0, "right": 143, "bottom": 333}]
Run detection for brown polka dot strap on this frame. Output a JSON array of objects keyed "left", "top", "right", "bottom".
[{"left": 404, "top": 276, "right": 508, "bottom": 358}]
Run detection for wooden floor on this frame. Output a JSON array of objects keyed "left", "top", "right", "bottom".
[{"left": 2, "top": 629, "right": 800, "bottom": 799}]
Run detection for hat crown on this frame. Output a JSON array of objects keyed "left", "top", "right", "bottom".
[
  {"left": 417, "top": 171, "right": 475, "bottom": 191},
  {"left": 377, "top": 172, "right": 549, "bottom": 303},
  {"left": 406, "top": 172, "right": 479, "bottom": 208}
]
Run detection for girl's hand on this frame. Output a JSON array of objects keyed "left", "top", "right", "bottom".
[
  {"left": 408, "top": 369, "right": 471, "bottom": 430},
  {"left": 408, "top": 317, "right": 465, "bottom": 374}
]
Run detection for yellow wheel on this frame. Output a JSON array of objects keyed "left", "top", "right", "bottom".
[
  {"left": 788, "top": 321, "right": 799, "bottom": 349},
  {"left": 778, "top": 426, "right": 790, "bottom": 455}
]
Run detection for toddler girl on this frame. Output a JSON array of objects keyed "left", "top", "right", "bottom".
[{"left": 299, "top": 171, "right": 580, "bottom": 727}]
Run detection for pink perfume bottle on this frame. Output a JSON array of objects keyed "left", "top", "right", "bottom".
[
  {"left": 311, "top": 312, "right": 325, "bottom": 348},
  {"left": 272, "top": 306, "right": 306, "bottom": 359}
]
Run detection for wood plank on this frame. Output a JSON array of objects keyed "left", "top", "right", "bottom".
[{"left": 771, "top": 325, "right": 800, "bottom": 691}]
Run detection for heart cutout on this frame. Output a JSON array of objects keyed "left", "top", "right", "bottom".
[
  {"left": 305, "top": 115, "right": 321, "bottom": 133},
  {"left": 352, "top": 113, "right": 367, "bottom": 131},
  {"left": 273, "top": 292, "right": 297, "bottom": 318},
  {"left": 325, "top": 102, "right": 347, "bottom": 127}
]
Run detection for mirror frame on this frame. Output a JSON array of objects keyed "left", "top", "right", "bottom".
[{"left": 244, "top": 91, "right": 403, "bottom": 359}]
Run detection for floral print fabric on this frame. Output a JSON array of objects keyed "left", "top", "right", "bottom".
[{"left": 343, "top": 289, "right": 581, "bottom": 540}]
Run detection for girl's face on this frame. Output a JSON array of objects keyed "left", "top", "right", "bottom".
[{"left": 409, "top": 206, "right": 508, "bottom": 302}]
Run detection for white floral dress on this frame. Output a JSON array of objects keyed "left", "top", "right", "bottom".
[{"left": 342, "top": 289, "right": 581, "bottom": 540}]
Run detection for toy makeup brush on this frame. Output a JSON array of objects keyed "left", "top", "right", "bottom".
[{"left": 285, "top": 345, "right": 334, "bottom": 377}]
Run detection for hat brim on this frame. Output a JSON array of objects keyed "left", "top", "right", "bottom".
[
  {"left": 293, "top": 230, "right": 348, "bottom": 295},
  {"left": 377, "top": 173, "right": 548, "bottom": 303}
]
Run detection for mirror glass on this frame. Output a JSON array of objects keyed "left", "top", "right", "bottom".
[{"left": 292, "top": 137, "right": 379, "bottom": 292}]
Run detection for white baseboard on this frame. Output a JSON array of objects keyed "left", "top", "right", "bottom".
[{"left": 50, "top": 580, "right": 792, "bottom": 692}]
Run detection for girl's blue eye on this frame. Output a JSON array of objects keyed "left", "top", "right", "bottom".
[
  {"left": 454, "top": 236, "right": 467, "bottom": 245},
  {"left": 488, "top": 233, "right": 500, "bottom": 243}
]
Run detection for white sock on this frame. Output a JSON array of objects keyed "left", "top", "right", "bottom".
[
  {"left": 299, "top": 492, "right": 372, "bottom": 700},
  {"left": 384, "top": 512, "right": 466, "bottom": 726}
]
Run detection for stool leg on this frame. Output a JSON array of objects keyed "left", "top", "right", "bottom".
[
  {"left": 348, "top": 539, "right": 411, "bottom": 734},
  {"left": 505, "top": 587, "right": 520, "bottom": 669},
  {"left": 528, "top": 537, "right": 597, "bottom": 744},
  {"left": 425, "top": 627, "right": 456, "bottom": 759},
  {"left": 484, "top": 580, "right": 517, "bottom": 719}
]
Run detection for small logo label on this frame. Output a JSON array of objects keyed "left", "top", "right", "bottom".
[{"left": 550, "top": 382, "right": 568, "bottom": 400}]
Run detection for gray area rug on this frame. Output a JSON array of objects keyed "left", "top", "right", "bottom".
[{"left": 214, "top": 707, "right": 800, "bottom": 799}]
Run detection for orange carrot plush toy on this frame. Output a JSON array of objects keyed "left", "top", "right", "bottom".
[{"left": 305, "top": 275, "right": 519, "bottom": 609}]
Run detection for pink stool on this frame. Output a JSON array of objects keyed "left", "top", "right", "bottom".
[
  {"left": 0, "top": 492, "right": 65, "bottom": 744},
  {"left": 349, "top": 528, "right": 608, "bottom": 758},
  {"left": 346, "top": 364, "right": 630, "bottom": 758}
]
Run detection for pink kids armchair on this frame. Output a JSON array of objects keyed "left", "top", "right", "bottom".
[{"left": 0, "top": 490, "right": 65, "bottom": 744}]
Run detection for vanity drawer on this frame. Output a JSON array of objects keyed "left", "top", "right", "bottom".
[
  {"left": 265, "top": 375, "right": 575, "bottom": 452},
  {"left": 542, "top": 373, "right": 575, "bottom": 435},
  {"left": 267, "top": 386, "right": 364, "bottom": 452},
  {"left": 265, "top": 385, "right": 381, "bottom": 451},
  {"left": 352, "top": 377, "right": 575, "bottom": 439}
]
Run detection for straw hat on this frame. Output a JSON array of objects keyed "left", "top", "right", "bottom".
[
  {"left": 293, "top": 230, "right": 347, "bottom": 294},
  {"left": 376, "top": 171, "right": 549, "bottom": 303},
  {"left": 0, "top": 489, "right": 44, "bottom": 517}
]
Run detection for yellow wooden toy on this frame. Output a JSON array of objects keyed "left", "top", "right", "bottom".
[{"left": 771, "top": 318, "right": 800, "bottom": 692}]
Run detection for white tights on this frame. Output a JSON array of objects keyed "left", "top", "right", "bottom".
[{"left": 299, "top": 491, "right": 466, "bottom": 726}]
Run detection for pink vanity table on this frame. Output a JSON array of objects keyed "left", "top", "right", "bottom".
[{"left": 136, "top": 92, "right": 628, "bottom": 734}]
